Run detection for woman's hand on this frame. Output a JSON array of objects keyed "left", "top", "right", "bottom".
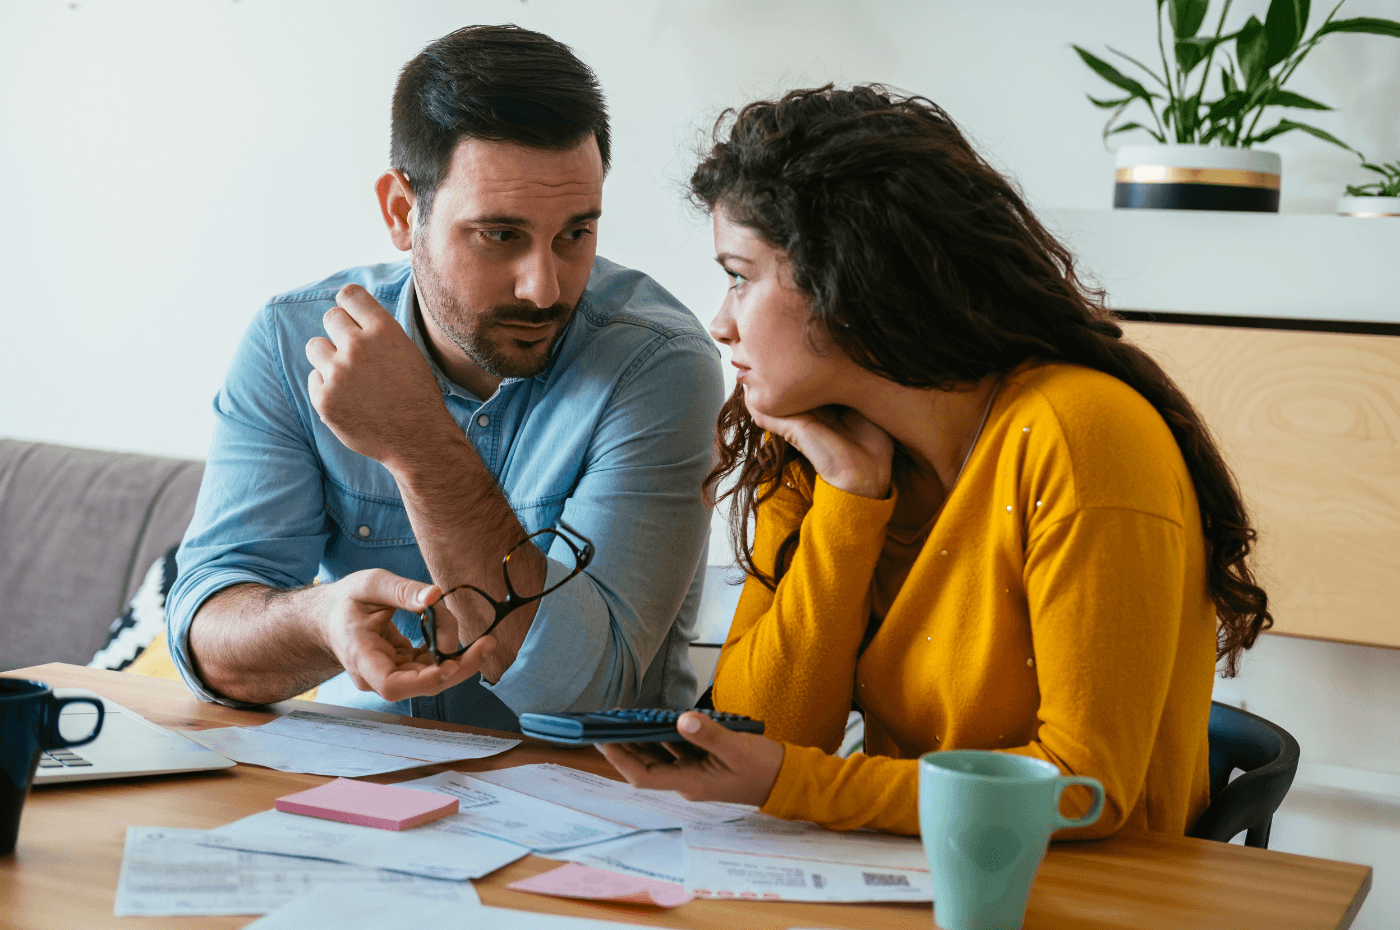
[
  {"left": 750, "top": 404, "right": 894, "bottom": 499},
  {"left": 597, "top": 711, "right": 786, "bottom": 807}
]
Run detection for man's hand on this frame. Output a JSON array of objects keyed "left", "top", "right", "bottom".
[
  {"left": 597, "top": 711, "right": 786, "bottom": 807},
  {"left": 305, "top": 284, "right": 456, "bottom": 470},
  {"left": 749, "top": 404, "right": 895, "bottom": 500},
  {"left": 319, "top": 569, "right": 490, "bottom": 703}
]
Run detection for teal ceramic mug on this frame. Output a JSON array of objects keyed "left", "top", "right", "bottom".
[{"left": 919, "top": 750, "right": 1105, "bottom": 930}]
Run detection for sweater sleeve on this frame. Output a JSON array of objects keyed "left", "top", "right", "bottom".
[{"left": 712, "top": 477, "right": 895, "bottom": 754}]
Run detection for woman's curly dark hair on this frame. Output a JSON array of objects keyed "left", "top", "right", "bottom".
[{"left": 692, "top": 84, "right": 1270, "bottom": 677}]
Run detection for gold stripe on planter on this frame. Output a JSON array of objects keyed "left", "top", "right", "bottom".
[
  {"left": 1115, "top": 166, "right": 1281, "bottom": 190},
  {"left": 1340, "top": 210, "right": 1400, "bottom": 218}
]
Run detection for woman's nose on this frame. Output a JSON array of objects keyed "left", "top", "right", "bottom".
[{"left": 710, "top": 299, "right": 737, "bottom": 346}]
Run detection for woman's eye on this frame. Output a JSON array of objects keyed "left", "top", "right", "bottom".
[{"left": 726, "top": 270, "right": 746, "bottom": 290}]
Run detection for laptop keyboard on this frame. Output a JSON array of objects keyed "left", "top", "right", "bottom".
[{"left": 38, "top": 749, "right": 92, "bottom": 768}]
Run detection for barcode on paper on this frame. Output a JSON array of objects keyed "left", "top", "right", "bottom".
[{"left": 862, "top": 871, "right": 911, "bottom": 887}]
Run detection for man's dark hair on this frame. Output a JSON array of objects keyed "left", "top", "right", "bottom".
[{"left": 391, "top": 24, "right": 610, "bottom": 221}]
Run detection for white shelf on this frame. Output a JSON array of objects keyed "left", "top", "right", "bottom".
[{"left": 1044, "top": 208, "right": 1400, "bottom": 326}]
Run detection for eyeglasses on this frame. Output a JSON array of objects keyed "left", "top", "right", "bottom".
[{"left": 417, "top": 521, "right": 595, "bottom": 665}]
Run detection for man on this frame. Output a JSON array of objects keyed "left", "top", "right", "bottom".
[{"left": 166, "top": 25, "right": 724, "bottom": 730}]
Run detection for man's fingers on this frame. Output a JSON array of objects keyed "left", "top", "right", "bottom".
[
  {"left": 335, "top": 284, "right": 393, "bottom": 330},
  {"left": 305, "top": 336, "right": 336, "bottom": 370},
  {"left": 350, "top": 569, "right": 437, "bottom": 614},
  {"left": 322, "top": 305, "right": 361, "bottom": 347}
]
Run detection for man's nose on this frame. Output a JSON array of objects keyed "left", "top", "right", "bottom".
[{"left": 515, "top": 245, "right": 562, "bottom": 309}]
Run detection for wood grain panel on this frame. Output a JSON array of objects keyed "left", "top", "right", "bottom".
[{"left": 1121, "top": 321, "right": 1400, "bottom": 649}]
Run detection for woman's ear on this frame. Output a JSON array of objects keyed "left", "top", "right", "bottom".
[{"left": 376, "top": 169, "right": 416, "bottom": 252}]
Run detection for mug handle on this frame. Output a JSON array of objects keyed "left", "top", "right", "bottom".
[
  {"left": 1053, "top": 775, "right": 1106, "bottom": 830},
  {"left": 44, "top": 696, "right": 105, "bottom": 749}
]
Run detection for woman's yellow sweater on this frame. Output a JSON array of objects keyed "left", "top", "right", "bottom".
[{"left": 712, "top": 362, "right": 1216, "bottom": 839}]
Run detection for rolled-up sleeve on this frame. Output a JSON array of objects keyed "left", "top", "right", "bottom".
[
  {"left": 166, "top": 305, "right": 330, "bottom": 705},
  {"left": 486, "top": 334, "right": 724, "bottom": 713}
]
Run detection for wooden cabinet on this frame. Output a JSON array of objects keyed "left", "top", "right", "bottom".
[{"left": 1122, "top": 319, "right": 1400, "bottom": 649}]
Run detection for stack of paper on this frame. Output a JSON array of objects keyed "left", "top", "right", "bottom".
[
  {"left": 113, "top": 827, "right": 479, "bottom": 917},
  {"left": 117, "top": 756, "right": 935, "bottom": 921},
  {"left": 189, "top": 710, "right": 518, "bottom": 776},
  {"left": 683, "top": 812, "right": 932, "bottom": 902}
]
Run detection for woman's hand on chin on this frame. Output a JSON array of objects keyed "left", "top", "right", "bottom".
[
  {"left": 597, "top": 711, "right": 786, "bottom": 807},
  {"left": 750, "top": 405, "right": 894, "bottom": 499}
]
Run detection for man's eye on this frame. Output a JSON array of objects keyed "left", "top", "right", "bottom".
[
  {"left": 482, "top": 230, "right": 516, "bottom": 244},
  {"left": 563, "top": 227, "right": 593, "bottom": 242}
]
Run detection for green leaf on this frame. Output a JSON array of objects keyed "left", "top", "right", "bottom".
[
  {"left": 1088, "top": 94, "right": 1135, "bottom": 109},
  {"left": 1107, "top": 45, "right": 1172, "bottom": 90},
  {"left": 1169, "top": 0, "right": 1210, "bottom": 38},
  {"left": 1176, "top": 37, "right": 1208, "bottom": 73},
  {"left": 1200, "top": 123, "right": 1234, "bottom": 144},
  {"left": 1237, "top": 16, "right": 1270, "bottom": 88},
  {"left": 1264, "top": 88, "right": 1332, "bottom": 110},
  {"left": 1314, "top": 17, "right": 1400, "bottom": 39},
  {"left": 1176, "top": 32, "right": 1240, "bottom": 75},
  {"left": 1206, "top": 90, "right": 1250, "bottom": 122},
  {"left": 1106, "top": 121, "right": 1165, "bottom": 142},
  {"left": 1250, "top": 118, "right": 1353, "bottom": 150},
  {"left": 1264, "top": 0, "right": 1309, "bottom": 69},
  {"left": 1221, "top": 65, "right": 1238, "bottom": 96},
  {"left": 1074, "top": 45, "right": 1161, "bottom": 103}
]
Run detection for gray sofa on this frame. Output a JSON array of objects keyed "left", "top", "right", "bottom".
[{"left": 0, "top": 439, "right": 203, "bottom": 672}]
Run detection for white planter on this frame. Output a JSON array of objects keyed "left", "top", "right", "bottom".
[
  {"left": 1114, "top": 144, "right": 1282, "bottom": 213},
  {"left": 1336, "top": 196, "right": 1400, "bottom": 217}
]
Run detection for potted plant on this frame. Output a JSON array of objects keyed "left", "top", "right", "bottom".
[
  {"left": 1075, "top": 0, "right": 1400, "bottom": 212},
  {"left": 1337, "top": 158, "right": 1400, "bottom": 216}
]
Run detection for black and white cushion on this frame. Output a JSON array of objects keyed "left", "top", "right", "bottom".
[{"left": 87, "top": 545, "right": 178, "bottom": 671}]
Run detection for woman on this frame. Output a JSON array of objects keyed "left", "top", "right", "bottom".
[{"left": 600, "top": 85, "right": 1270, "bottom": 839}]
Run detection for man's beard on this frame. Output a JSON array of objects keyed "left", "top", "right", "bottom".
[{"left": 412, "top": 247, "right": 574, "bottom": 380}]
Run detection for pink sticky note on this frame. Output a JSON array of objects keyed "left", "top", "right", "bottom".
[
  {"left": 275, "top": 777, "right": 458, "bottom": 831},
  {"left": 509, "top": 863, "right": 694, "bottom": 908}
]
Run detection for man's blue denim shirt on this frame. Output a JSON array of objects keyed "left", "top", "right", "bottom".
[{"left": 167, "top": 256, "right": 725, "bottom": 726}]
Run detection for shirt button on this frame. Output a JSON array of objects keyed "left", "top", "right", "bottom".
[
  {"left": 476, "top": 414, "right": 490, "bottom": 427},
  {"left": 357, "top": 526, "right": 371, "bottom": 538}
]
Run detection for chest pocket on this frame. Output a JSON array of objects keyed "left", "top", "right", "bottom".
[{"left": 323, "top": 480, "right": 416, "bottom": 548}]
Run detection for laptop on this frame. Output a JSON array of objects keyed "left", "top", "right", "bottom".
[{"left": 34, "top": 688, "right": 236, "bottom": 784}]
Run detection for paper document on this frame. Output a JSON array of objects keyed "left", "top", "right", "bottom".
[
  {"left": 201, "top": 808, "right": 528, "bottom": 881},
  {"left": 189, "top": 709, "right": 518, "bottom": 776},
  {"left": 248, "top": 888, "right": 662, "bottom": 930},
  {"left": 399, "top": 770, "right": 637, "bottom": 852},
  {"left": 472, "top": 762, "right": 745, "bottom": 830},
  {"left": 684, "top": 813, "right": 932, "bottom": 902},
  {"left": 114, "top": 827, "right": 476, "bottom": 917},
  {"left": 542, "top": 829, "right": 687, "bottom": 886},
  {"left": 508, "top": 862, "right": 693, "bottom": 908}
]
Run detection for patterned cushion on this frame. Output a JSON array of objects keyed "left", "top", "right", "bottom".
[{"left": 88, "top": 545, "right": 177, "bottom": 671}]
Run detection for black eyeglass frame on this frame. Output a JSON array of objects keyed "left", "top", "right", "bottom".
[{"left": 417, "top": 520, "right": 595, "bottom": 665}]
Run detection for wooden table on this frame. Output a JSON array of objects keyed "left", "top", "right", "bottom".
[{"left": 0, "top": 665, "right": 1372, "bottom": 929}]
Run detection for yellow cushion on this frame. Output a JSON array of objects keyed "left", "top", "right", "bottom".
[{"left": 125, "top": 633, "right": 318, "bottom": 702}]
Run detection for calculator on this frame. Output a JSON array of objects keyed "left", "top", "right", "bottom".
[{"left": 518, "top": 708, "right": 765, "bottom": 746}]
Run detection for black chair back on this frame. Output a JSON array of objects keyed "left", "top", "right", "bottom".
[{"left": 1188, "top": 701, "right": 1300, "bottom": 848}]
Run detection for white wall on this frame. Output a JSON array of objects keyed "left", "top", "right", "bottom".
[{"left": 3, "top": 2, "right": 1399, "bottom": 925}]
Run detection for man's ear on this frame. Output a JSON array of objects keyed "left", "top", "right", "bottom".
[{"left": 376, "top": 169, "right": 416, "bottom": 252}]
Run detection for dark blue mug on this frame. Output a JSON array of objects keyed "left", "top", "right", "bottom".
[{"left": 1, "top": 679, "right": 104, "bottom": 855}]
